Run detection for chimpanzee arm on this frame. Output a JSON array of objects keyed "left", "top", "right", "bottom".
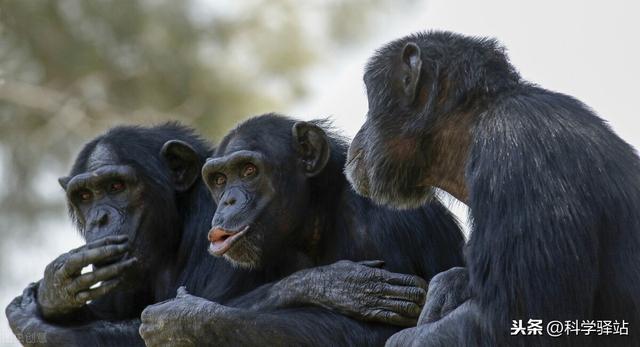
[
  {"left": 140, "top": 287, "right": 399, "bottom": 347},
  {"left": 5, "top": 236, "right": 142, "bottom": 345},
  {"left": 5, "top": 283, "right": 144, "bottom": 347},
  {"left": 226, "top": 260, "right": 427, "bottom": 326}
]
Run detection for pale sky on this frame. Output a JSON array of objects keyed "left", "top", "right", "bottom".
[
  {"left": 293, "top": 0, "right": 640, "bottom": 148},
  {"left": 290, "top": 0, "right": 640, "bottom": 233}
]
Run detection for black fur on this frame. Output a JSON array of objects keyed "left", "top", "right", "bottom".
[
  {"left": 196, "top": 114, "right": 466, "bottom": 345},
  {"left": 70, "top": 123, "right": 217, "bottom": 298},
  {"left": 346, "top": 31, "right": 640, "bottom": 346},
  {"left": 5, "top": 123, "right": 219, "bottom": 346},
  {"left": 7, "top": 120, "right": 466, "bottom": 346}
]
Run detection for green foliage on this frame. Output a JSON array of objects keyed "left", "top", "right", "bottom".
[{"left": 0, "top": 0, "right": 394, "bottom": 236}]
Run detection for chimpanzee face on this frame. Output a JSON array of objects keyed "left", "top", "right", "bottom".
[
  {"left": 202, "top": 118, "right": 330, "bottom": 269},
  {"left": 202, "top": 145, "right": 276, "bottom": 269},
  {"left": 59, "top": 142, "right": 182, "bottom": 280},
  {"left": 61, "top": 145, "right": 144, "bottom": 243},
  {"left": 346, "top": 41, "right": 435, "bottom": 209}
]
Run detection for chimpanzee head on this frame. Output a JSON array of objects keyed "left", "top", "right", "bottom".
[
  {"left": 200, "top": 114, "right": 343, "bottom": 269},
  {"left": 59, "top": 123, "right": 211, "bottom": 282},
  {"left": 345, "top": 31, "right": 520, "bottom": 208}
]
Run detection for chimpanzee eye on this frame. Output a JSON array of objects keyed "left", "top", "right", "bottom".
[
  {"left": 241, "top": 163, "right": 257, "bottom": 178},
  {"left": 78, "top": 190, "right": 93, "bottom": 202},
  {"left": 213, "top": 173, "right": 226, "bottom": 186},
  {"left": 109, "top": 180, "right": 126, "bottom": 193}
]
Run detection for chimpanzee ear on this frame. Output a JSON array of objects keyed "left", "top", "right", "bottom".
[
  {"left": 161, "top": 140, "right": 201, "bottom": 192},
  {"left": 58, "top": 176, "right": 70, "bottom": 190},
  {"left": 400, "top": 42, "right": 422, "bottom": 103},
  {"left": 292, "top": 121, "right": 330, "bottom": 177}
]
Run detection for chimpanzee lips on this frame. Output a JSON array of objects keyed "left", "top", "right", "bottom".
[{"left": 208, "top": 225, "right": 250, "bottom": 256}]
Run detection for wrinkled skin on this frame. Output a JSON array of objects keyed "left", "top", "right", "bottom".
[
  {"left": 385, "top": 267, "right": 472, "bottom": 347},
  {"left": 139, "top": 287, "right": 233, "bottom": 347},
  {"left": 139, "top": 260, "right": 428, "bottom": 346},
  {"left": 7, "top": 283, "right": 76, "bottom": 346},
  {"left": 416, "top": 267, "right": 469, "bottom": 325},
  {"left": 37, "top": 235, "right": 136, "bottom": 321},
  {"left": 278, "top": 260, "right": 427, "bottom": 326},
  {"left": 6, "top": 283, "right": 141, "bottom": 347},
  {"left": 385, "top": 301, "right": 481, "bottom": 347},
  {"left": 231, "top": 260, "right": 428, "bottom": 325},
  {"left": 221, "top": 259, "right": 429, "bottom": 325}
]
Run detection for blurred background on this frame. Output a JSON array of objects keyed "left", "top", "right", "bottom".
[{"left": 1, "top": 0, "right": 638, "bottom": 344}]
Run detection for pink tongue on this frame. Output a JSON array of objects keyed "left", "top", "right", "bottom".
[
  {"left": 208, "top": 228, "right": 236, "bottom": 254},
  {"left": 209, "top": 228, "right": 233, "bottom": 243}
]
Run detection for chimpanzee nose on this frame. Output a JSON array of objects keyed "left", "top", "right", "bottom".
[
  {"left": 97, "top": 211, "right": 109, "bottom": 226},
  {"left": 86, "top": 206, "right": 123, "bottom": 241},
  {"left": 213, "top": 188, "right": 248, "bottom": 226},
  {"left": 89, "top": 209, "right": 111, "bottom": 228},
  {"left": 220, "top": 188, "right": 245, "bottom": 208}
]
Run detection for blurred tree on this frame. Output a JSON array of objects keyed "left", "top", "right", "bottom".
[{"left": 0, "top": 0, "right": 418, "bottom": 255}]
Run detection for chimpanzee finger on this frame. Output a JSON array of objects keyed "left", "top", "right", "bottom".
[
  {"left": 378, "top": 298, "right": 423, "bottom": 318},
  {"left": 75, "top": 279, "right": 121, "bottom": 303},
  {"left": 85, "top": 234, "right": 129, "bottom": 250},
  {"left": 68, "top": 244, "right": 88, "bottom": 254},
  {"left": 67, "top": 235, "right": 127, "bottom": 254},
  {"left": 69, "top": 258, "right": 137, "bottom": 292},
  {"left": 358, "top": 260, "right": 385, "bottom": 268},
  {"left": 60, "top": 244, "right": 129, "bottom": 276},
  {"left": 382, "top": 284, "right": 426, "bottom": 304},
  {"left": 367, "top": 309, "right": 417, "bottom": 327},
  {"left": 67, "top": 235, "right": 127, "bottom": 257},
  {"left": 386, "top": 273, "right": 428, "bottom": 289}
]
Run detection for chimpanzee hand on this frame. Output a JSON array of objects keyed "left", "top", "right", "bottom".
[
  {"left": 417, "top": 266, "right": 470, "bottom": 325},
  {"left": 139, "top": 287, "right": 226, "bottom": 347},
  {"left": 37, "top": 234, "right": 137, "bottom": 320},
  {"left": 286, "top": 260, "right": 428, "bottom": 327},
  {"left": 6, "top": 283, "right": 77, "bottom": 346},
  {"left": 386, "top": 267, "right": 473, "bottom": 347},
  {"left": 6, "top": 282, "right": 144, "bottom": 346}
]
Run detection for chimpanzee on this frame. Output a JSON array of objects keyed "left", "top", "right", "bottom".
[
  {"left": 5, "top": 123, "right": 435, "bottom": 346},
  {"left": 345, "top": 30, "right": 640, "bottom": 346},
  {"left": 138, "top": 114, "right": 466, "bottom": 346}
]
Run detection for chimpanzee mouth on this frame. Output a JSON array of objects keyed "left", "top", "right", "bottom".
[{"left": 208, "top": 225, "right": 250, "bottom": 256}]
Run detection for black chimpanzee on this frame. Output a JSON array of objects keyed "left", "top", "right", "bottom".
[
  {"left": 138, "top": 114, "right": 466, "bottom": 346},
  {"left": 5, "top": 123, "right": 434, "bottom": 346},
  {"left": 345, "top": 30, "right": 640, "bottom": 346}
]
